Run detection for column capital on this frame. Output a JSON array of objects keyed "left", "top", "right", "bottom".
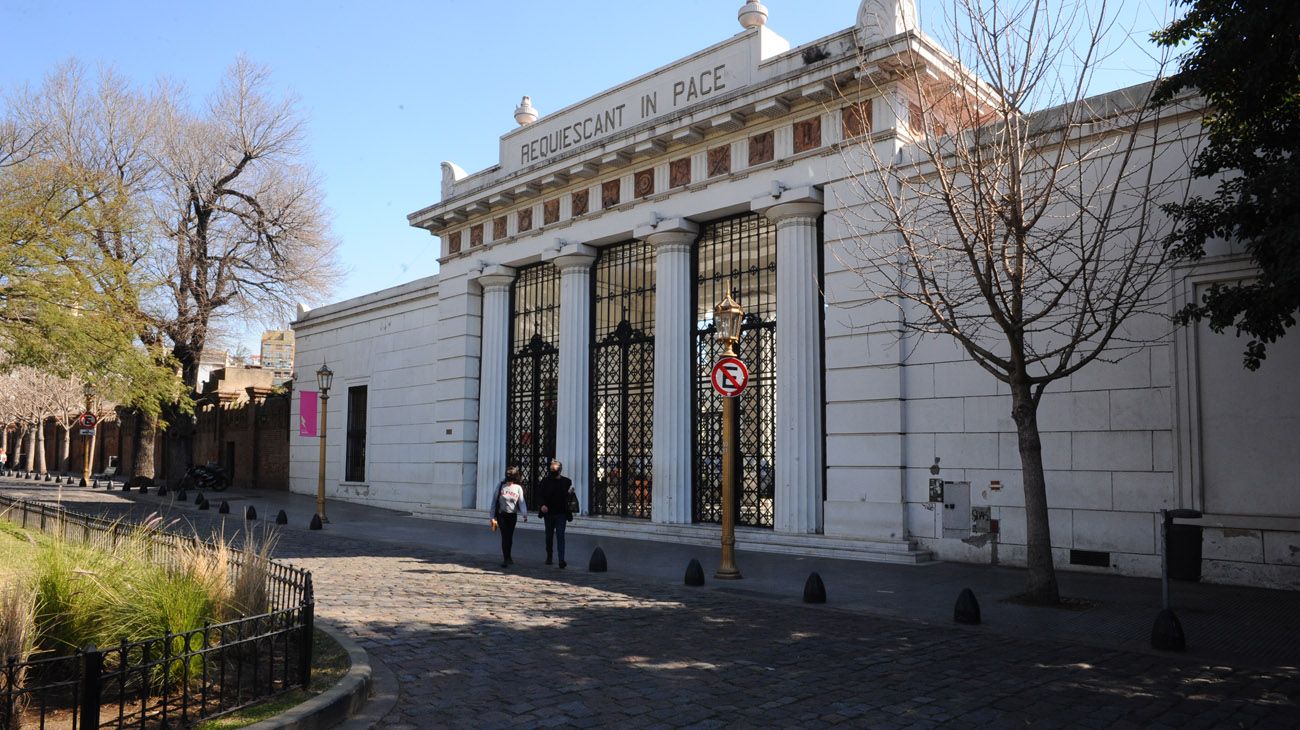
[
  {"left": 751, "top": 185, "right": 824, "bottom": 223},
  {"left": 548, "top": 242, "right": 597, "bottom": 272},
  {"left": 634, "top": 216, "right": 699, "bottom": 249},
  {"left": 475, "top": 263, "right": 515, "bottom": 292}
]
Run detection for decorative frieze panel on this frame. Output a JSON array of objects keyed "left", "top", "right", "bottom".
[
  {"left": 749, "top": 130, "right": 774, "bottom": 166},
  {"left": 602, "top": 179, "right": 621, "bottom": 209},
  {"left": 572, "top": 188, "right": 590, "bottom": 217},
  {"left": 544, "top": 198, "right": 560, "bottom": 225},
  {"left": 635, "top": 169, "right": 655, "bottom": 198},
  {"left": 470, "top": 223, "right": 484, "bottom": 247},
  {"left": 794, "top": 117, "right": 822, "bottom": 153},
  {"left": 447, "top": 229, "right": 462, "bottom": 255},
  {"left": 843, "top": 102, "right": 872, "bottom": 139},
  {"left": 493, "top": 216, "right": 507, "bottom": 240},
  {"left": 708, "top": 145, "right": 731, "bottom": 177},
  {"left": 669, "top": 158, "right": 691, "bottom": 188},
  {"left": 517, "top": 207, "right": 533, "bottom": 233}
]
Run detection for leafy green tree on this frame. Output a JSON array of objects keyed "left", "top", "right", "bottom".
[{"left": 1154, "top": 1, "right": 1300, "bottom": 370}]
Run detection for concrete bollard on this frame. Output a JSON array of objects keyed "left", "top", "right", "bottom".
[
  {"left": 1151, "top": 608, "right": 1187, "bottom": 651},
  {"left": 684, "top": 558, "right": 705, "bottom": 586},
  {"left": 803, "top": 572, "right": 828, "bottom": 604},
  {"left": 275, "top": 510, "right": 288, "bottom": 525},
  {"left": 309, "top": 513, "right": 323, "bottom": 530},
  {"left": 954, "top": 588, "right": 981, "bottom": 625},
  {"left": 589, "top": 546, "right": 608, "bottom": 573}
]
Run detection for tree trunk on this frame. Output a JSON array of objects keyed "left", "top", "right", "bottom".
[
  {"left": 134, "top": 410, "right": 157, "bottom": 480},
  {"left": 24, "top": 424, "right": 36, "bottom": 472},
  {"left": 60, "top": 425, "right": 72, "bottom": 473},
  {"left": 36, "top": 421, "right": 47, "bottom": 475},
  {"left": 1011, "top": 380, "right": 1060, "bottom": 604}
]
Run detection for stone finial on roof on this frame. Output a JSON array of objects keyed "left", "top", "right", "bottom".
[
  {"left": 857, "top": 0, "right": 918, "bottom": 45},
  {"left": 738, "top": 1, "right": 768, "bottom": 30},
  {"left": 514, "top": 96, "right": 538, "bottom": 126}
]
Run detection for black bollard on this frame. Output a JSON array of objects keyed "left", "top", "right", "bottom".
[
  {"left": 139, "top": 483, "right": 149, "bottom": 494},
  {"left": 954, "top": 588, "right": 981, "bottom": 625},
  {"left": 275, "top": 509, "right": 288, "bottom": 525},
  {"left": 177, "top": 489, "right": 187, "bottom": 502},
  {"left": 218, "top": 501, "right": 230, "bottom": 515},
  {"left": 195, "top": 491, "right": 204, "bottom": 505},
  {"left": 245, "top": 506, "right": 257, "bottom": 521},
  {"left": 92, "top": 479, "right": 99, "bottom": 489},
  {"left": 309, "top": 513, "right": 323, "bottom": 530},
  {"left": 803, "top": 572, "right": 828, "bottom": 604},
  {"left": 684, "top": 558, "right": 706, "bottom": 586},
  {"left": 156, "top": 484, "right": 167, "bottom": 496},
  {"left": 1151, "top": 608, "right": 1186, "bottom": 651},
  {"left": 198, "top": 497, "right": 210, "bottom": 510},
  {"left": 44, "top": 473, "right": 52, "bottom": 482},
  {"left": 589, "top": 546, "right": 608, "bottom": 573}
]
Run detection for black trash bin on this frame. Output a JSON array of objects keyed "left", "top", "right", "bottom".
[{"left": 1166, "top": 523, "right": 1202, "bottom": 582}]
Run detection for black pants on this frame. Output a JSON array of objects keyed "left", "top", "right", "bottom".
[
  {"left": 497, "top": 512, "right": 518, "bottom": 563},
  {"left": 544, "top": 513, "right": 567, "bottom": 561}
]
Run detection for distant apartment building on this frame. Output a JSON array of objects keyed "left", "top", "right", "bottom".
[{"left": 260, "top": 330, "right": 296, "bottom": 384}]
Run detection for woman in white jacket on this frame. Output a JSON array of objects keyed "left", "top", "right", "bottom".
[{"left": 490, "top": 466, "right": 528, "bottom": 568}]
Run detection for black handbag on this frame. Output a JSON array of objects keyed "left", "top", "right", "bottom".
[{"left": 565, "top": 489, "right": 580, "bottom": 521}]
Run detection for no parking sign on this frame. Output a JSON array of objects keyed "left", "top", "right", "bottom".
[{"left": 710, "top": 357, "right": 749, "bottom": 398}]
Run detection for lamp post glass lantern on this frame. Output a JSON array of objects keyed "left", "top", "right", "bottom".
[
  {"left": 315, "top": 363, "right": 333, "bottom": 523},
  {"left": 714, "top": 291, "right": 743, "bottom": 580},
  {"left": 80, "top": 383, "right": 95, "bottom": 487}
]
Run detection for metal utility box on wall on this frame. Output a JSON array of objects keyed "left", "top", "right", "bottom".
[{"left": 942, "top": 481, "right": 972, "bottom": 538}]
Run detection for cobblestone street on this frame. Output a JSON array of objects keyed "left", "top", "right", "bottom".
[
  {"left": 288, "top": 537, "right": 1299, "bottom": 729},
  {"left": 5, "top": 486, "right": 1299, "bottom": 728}
]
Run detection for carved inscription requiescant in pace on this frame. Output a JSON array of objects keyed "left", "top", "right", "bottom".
[{"left": 515, "top": 63, "right": 733, "bottom": 168}]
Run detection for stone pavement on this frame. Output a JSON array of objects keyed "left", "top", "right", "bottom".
[{"left": 3, "top": 479, "right": 1300, "bottom": 728}]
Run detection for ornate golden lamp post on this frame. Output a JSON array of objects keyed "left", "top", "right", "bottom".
[
  {"left": 315, "top": 363, "right": 333, "bottom": 524},
  {"left": 714, "top": 292, "right": 744, "bottom": 580},
  {"left": 79, "top": 382, "right": 95, "bottom": 488}
]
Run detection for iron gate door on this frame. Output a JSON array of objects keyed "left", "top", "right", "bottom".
[
  {"left": 506, "top": 264, "right": 560, "bottom": 506},
  {"left": 590, "top": 241, "right": 656, "bottom": 518}
]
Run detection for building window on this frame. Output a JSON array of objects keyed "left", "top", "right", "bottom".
[
  {"left": 707, "top": 145, "right": 731, "bottom": 177},
  {"left": 543, "top": 198, "right": 560, "bottom": 225},
  {"left": 669, "top": 158, "right": 691, "bottom": 188},
  {"left": 346, "top": 385, "right": 367, "bottom": 483},
  {"left": 748, "top": 131, "right": 774, "bottom": 166},
  {"left": 507, "top": 263, "right": 560, "bottom": 506},
  {"left": 693, "top": 213, "right": 778, "bottom": 528},
  {"left": 602, "top": 179, "right": 621, "bottom": 209},
  {"left": 470, "top": 223, "right": 484, "bottom": 247},
  {"left": 572, "top": 188, "right": 590, "bottom": 216},
  {"left": 591, "top": 240, "right": 657, "bottom": 520},
  {"left": 842, "top": 101, "right": 872, "bottom": 138},
  {"left": 793, "top": 117, "right": 822, "bottom": 153},
  {"left": 634, "top": 169, "right": 655, "bottom": 198}
]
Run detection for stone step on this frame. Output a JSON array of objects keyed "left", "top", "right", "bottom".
[{"left": 417, "top": 506, "right": 934, "bottom": 566}]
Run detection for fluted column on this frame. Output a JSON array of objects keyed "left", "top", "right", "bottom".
[
  {"left": 552, "top": 243, "right": 597, "bottom": 514},
  {"left": 755, "top": 187, "right": 825, "bottom": 534},
  {"left": 636, "top": 217, "right": 699, "bottom": 524},
  {"left": 475, "top": 265, "right": 515, "bottom": 511}
]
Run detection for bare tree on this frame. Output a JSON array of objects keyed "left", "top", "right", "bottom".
[
  {"left": 145, "top": 56, "right": 340, "bottom": 478},
  {"left": 837, "top": 0, "right": 1199, "bottom": 602}
]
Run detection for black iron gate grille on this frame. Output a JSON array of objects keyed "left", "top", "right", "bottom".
[
  {"left": 693, "top": 214, "right": 777, "bottom": 528},
  {"left": 507, "top": 263, "right": 560, "bottom": 507},
  {"left": 590, "top": 240, "right": 656, "bottom": 518}
]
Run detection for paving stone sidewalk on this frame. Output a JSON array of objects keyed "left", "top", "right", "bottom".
[{"left": 3, "top": 481, "right": 1299, "bottom": 728}]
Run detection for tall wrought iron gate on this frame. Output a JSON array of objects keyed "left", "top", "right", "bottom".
[
  {"left": 507, "top": 264, "right": 560, "bottom": 507},
  {"left": 693, "top": 214, "right": 778, "bottom": 528},
  {"left": 590, "top": 240, "right": 656, "bottom": 518}
]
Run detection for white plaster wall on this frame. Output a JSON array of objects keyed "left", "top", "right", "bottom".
[{"left": 289, "top": 279, "right": 442, "bottom": 513}]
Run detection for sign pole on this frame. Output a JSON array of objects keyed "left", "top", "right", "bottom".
[{"left": 716, "top": 389, "right": 742, "bottom": 580}]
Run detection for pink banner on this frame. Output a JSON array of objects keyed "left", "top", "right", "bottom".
[{"left": 299, "top": 391, "right": 318, "bottom": 437}]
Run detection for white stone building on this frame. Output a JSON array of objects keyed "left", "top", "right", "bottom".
[{"left": 289, "top": 1, "right": 1300, "bottom": 589}]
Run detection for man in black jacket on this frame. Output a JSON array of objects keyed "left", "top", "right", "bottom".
[{"left": 536, "top": 459, "right": 573, "bottom": 568}]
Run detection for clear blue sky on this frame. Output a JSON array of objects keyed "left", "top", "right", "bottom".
[{"left": 0, "top": 1, "right": 1171, "bottom": 352}]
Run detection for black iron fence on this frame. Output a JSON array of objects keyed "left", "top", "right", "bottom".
[{"left": 0, "top": 496, "right": 314, "bottom": 729}]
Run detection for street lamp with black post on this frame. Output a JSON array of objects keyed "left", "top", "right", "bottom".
[
  {"left": 79, "top": 382, "right": 95, "bottom": 487},
  {"left": 714, "top": 292, "right": 744, "bottom": 580},
  {"left": 315, "top": 363, "right": 333, "bottom": 524}
]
